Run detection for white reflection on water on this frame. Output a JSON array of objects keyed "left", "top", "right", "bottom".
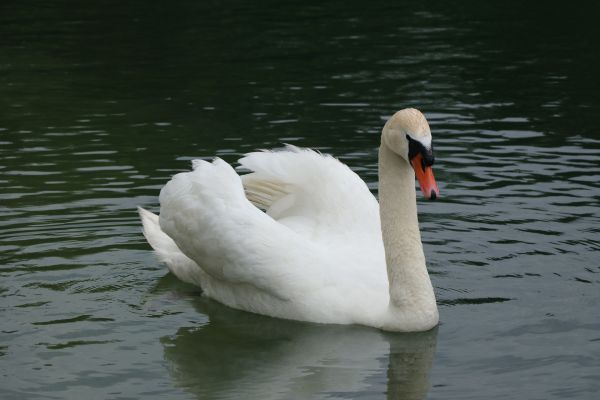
[{"left": 162, "top": 295, "right": 438, "bottom": 400}]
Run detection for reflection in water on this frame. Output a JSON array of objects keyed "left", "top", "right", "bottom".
[{"left": 161, "top": 294, "right": 437, "bottom": 399}]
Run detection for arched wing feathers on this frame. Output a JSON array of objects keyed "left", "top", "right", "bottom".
[{"left": 239, "top": 145, "right": 381, "bottom": 242}]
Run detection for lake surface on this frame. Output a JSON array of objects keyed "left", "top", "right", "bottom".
[{"left": 1, "top": 1, "right": 599, "bottom": 399}]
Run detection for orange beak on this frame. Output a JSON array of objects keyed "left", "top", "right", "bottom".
[{"left": 410, "top": 153, "right": 439, "bottom": 200}]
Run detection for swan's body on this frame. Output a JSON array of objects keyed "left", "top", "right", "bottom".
[{"left": 139, "top": 108, "right": 440, "bottom": 332}]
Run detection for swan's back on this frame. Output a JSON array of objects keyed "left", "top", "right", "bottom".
[{"left": 142, "top": 147, "right": 388, "bottom": 325}]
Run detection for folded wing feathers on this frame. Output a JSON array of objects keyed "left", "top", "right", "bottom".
[
  {"left": 238, "top": 145, "right": 378, "bottom": 234},
  {"left": 157, "top": 157, "right": 305, "bottom": 299},
  {"left": 242, "top": 174, "right": 289, "bottom": 210}
]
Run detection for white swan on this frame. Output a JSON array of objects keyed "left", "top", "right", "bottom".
[{"left": 139, "top": 108, "right": 440, "bottom": 332}]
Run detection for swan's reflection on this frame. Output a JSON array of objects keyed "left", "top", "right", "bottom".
[{"left": 160, "top": 285, "right": 438, "bottom": 400}]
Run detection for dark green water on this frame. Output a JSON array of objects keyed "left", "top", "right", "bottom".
[{"left": 2, "top": 1, "right": 599, "bottom": 399}]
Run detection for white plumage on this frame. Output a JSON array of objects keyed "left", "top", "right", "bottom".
[{"left": 140, "top": 108, "right": 440, "bottom": 331}]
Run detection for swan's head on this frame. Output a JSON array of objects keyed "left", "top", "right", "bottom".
[{"left": 382, "top": 108, "right": 440, "bottom": 200}]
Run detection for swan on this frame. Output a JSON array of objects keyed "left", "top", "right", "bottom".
[{"left": 139, "top": 108, "right": 440, "bottom": 332}]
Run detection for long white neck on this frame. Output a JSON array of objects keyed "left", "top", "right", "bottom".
[{"left": 378, "top": 142, "right": 438, "bottom": 331}]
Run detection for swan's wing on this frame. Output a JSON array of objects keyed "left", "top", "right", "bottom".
[
  {"left": 239, "top": 145, "right": 381, "bottom": 244},
  {"left": 158, "top": 158, "right": 320, "bottom": 300}
]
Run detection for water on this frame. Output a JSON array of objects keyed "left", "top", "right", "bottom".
[{"left": 1, "top": 1, "right": 599, "bottom": 398}]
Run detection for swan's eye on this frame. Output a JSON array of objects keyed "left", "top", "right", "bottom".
[{"left": 406, "top": 135, "right": 434, "bottom": 167}]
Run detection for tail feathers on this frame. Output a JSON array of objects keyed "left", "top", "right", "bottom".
[{"left": 137, "top": 206, "right": 207, "bottom": 286}]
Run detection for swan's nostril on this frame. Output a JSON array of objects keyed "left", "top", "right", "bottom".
[{"left": 429, "top": 190, "right": 437, "bottom": 200}]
